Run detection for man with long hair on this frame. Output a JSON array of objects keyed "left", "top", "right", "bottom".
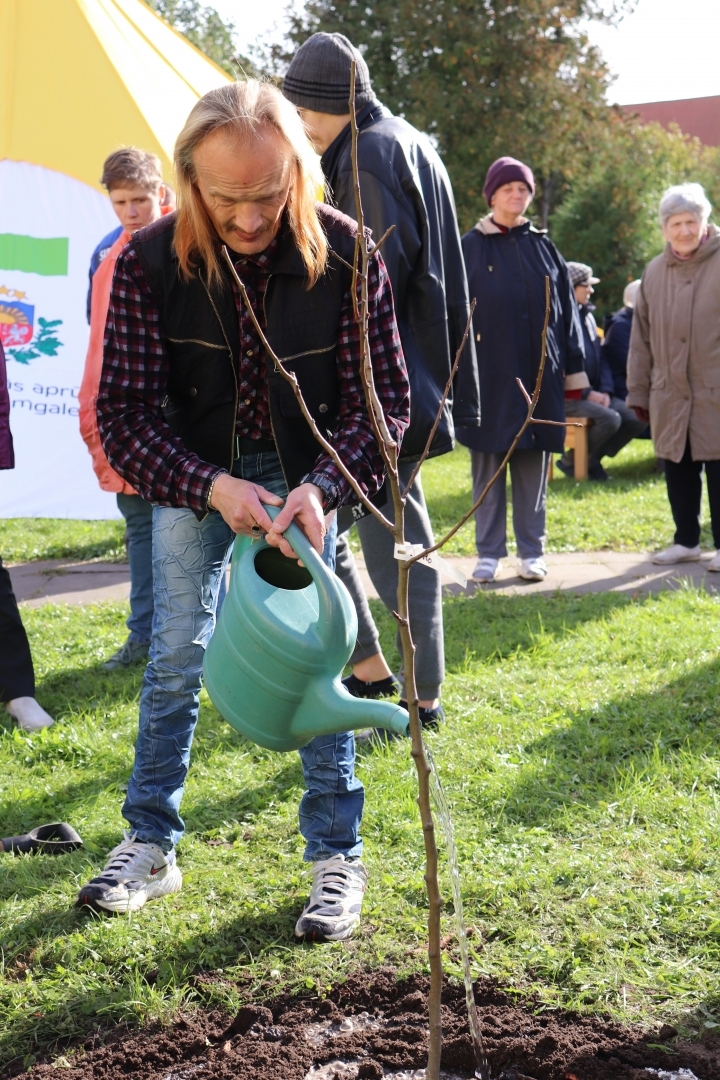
[{"left": 76, "top": 80, "right": 410, "bottom": 943}]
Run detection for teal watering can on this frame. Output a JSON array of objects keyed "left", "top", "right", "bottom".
[{"left": 203, "top": 506, "right": 409, "bottom": 751}]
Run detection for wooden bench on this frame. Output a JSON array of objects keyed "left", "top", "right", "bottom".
[{"left": 548, "top": 416, "right": 594, "bottom": 481}]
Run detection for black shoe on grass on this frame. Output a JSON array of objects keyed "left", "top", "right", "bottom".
[
  {"left": 342, "top": 673, "right": 400, "bottom": 699},
  {"left": 399, "top": 701, "right": 445, "bottom": 730}
]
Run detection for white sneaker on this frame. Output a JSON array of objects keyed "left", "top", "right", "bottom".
[
  {"left": 294, "top": 854, "right": 368, "bottom": 942},
  {"left": 652, "top": 544, "right": 701, "bottom": 565},
  {"left": 708, "top": 551, "right": 720, "bottom": 572},
  {"left": 6, "top": 697, "right": 54, "bottom": 732},
  {"left": 472, "top": 557, "right": 499, "bottom": 583},
  {"left": 519, "top": 557, "right": 547, "bottom": 581},
  {"left": 76, "top": 833, "right": 182, "bottom": 914}
]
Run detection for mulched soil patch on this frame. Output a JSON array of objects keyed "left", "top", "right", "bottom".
[{"left": 5, "top": 969, "right": 720, "bottom": 1080}]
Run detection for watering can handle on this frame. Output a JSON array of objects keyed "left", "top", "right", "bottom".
[{"left": 261, "top": 503, "right": 326, "bottom": 577}]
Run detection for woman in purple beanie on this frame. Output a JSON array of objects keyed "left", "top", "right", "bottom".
[{"left": 456, "top": 156, "right": 587, "bottom": 583}]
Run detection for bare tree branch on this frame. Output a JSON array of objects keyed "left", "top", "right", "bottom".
[{"left": 402, "top": 301, "right": 476, "bottom": 499}]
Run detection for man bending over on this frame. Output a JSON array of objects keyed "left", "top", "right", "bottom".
[{"left": 76, "top": 80, "right": 409, "bottom": 943}]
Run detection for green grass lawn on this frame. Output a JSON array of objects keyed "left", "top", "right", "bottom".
[
  {"left": 2, "top": 588, "right": 720, "bottom": 1069},
  {"left": 1, "top": 440, "right": 713, "bottom": 564}
]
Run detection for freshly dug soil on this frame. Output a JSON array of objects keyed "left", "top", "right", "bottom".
[{"left": 6, "top": 969, "right": 720, "bottom": 1080}]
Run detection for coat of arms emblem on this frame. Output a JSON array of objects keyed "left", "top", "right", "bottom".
[{"left": 0, "top": 286, "right": 63, "bottom": 363}]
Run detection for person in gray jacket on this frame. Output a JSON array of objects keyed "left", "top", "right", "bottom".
[{"left": 283, "top": 33, "right": 480, "bottom": 727}]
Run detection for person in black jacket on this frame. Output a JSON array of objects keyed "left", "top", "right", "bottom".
[
  {"left": 456, "top": 157, "right": 587, "bottom": 583},
  {"left": 603, "top": 279, "right": 640, "bottom": 400},
  {"left": 283, "top": 33, "right": 480, "bottom": 726},
  {"left": 559, "top": 264, "right": 647, "bottom": 481}
]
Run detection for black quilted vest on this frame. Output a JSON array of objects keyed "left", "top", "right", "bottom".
[{"left": 131, "top": 206, "right": 357, "bottom": 504}]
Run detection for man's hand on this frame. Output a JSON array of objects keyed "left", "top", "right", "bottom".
[
  {"left": 266, "top": 483, "right": 326, "bottom": 559},
  {"left": 633, "top": 406, "right": 650, "bottom": 423},
  {"left": 209, "top": 473, "right": 283, "bottom": 535},
  {"left": 587, "top": 390, "right": 611, "bottom": 408}
]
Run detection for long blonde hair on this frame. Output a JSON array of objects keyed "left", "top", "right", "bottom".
[{"left": 174, "top": 80, "right": 327, "bottom": 288}]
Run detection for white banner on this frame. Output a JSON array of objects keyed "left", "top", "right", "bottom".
[{"left": 0, "top": 160, "right": 121, "bottom": 518}]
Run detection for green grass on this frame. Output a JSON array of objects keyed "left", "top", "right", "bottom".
[
  {"left": 3, "top": 589, "right": 720, "bottom": 1068},
  {"left": 3, "top": 440, "right": 712, "bottom": 564},
  {"left": 0, "top": 518, "right": 126, "bottom": 564}
]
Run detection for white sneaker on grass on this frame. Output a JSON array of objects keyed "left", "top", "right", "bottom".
[
  {"left": 6, "top": 697, "right": 54, "bottom": 732},
  {"left": 76, "top": 833, "right": 182, "bottom": 914},
  {"left": 472, "top": 557, "right": 499, "bottom": 583},
  {"left": 708, "top": 551, "right": 720, "bottom": 572},
  {"left": 652, "top": 544, "right": 701, "bottom": 565},
  {"left": 295, "top": 854, "right": 368, "bottom": 942}
]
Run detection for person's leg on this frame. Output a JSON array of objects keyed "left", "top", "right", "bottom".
[
  {"left": 703, "top": 458, "right": 720, "bottom": 551},
  {"left": 664, "top": 439, "right": 703, "bottom": 548},
  {"left": 116, "top": 493, "right": 154, "bottom": 644},
  {"left": 595, "top": 398, "right": 648, "bottom": 460},
  {"left": 122, "top": 505, "right": 235, "bottom": 850},
  {"left": 296, "top": 510, "right": 368, "bottom": 941},
  {"left": 334, "top": 529, "right": 383, "bottom": 668},
  {"left": 0, "top": 555, "right": 35, "bottom": 701},
  {"left": 509, "top": 450, "right": 548, "bottom": 560},
  {"left": 470, "top": 451, "right": 508, "bottom": 558},
  {"left": 562, "top": 398, "right": 621, "bottom": 467},
  {"left": 76, "top": 502, "right": 234, "bottom": 912},
  {"left": 354, "top": 463, "right": 444, "bottom": 705},
  {"left": 298, "top": 512, "right": 364, "bottom": 861}
]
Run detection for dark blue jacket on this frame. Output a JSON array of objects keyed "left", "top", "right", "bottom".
[
  {"left": 321, "top": 102, "right": 480, "bottom": 461},
  {"left": 456, "top": 219, "right": 586, "bottom": 454},
  {"left": 86, "top": 225, "right": 123, "bottom": 322},
  {"left": 578, "top": 304, "right": 614, "bottom": 397},
  {"left": 602, "top": 306, "right": 633, "bottom": 399}
]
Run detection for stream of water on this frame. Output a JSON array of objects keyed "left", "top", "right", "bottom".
[{"left": 425, "top": 744, "right": 491, "bottom": 1080}]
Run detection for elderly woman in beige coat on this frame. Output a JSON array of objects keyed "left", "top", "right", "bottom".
[{"left": 627, "top": 183, "right": 720, "bottom": 570}]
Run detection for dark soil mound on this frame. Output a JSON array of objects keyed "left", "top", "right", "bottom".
[{"left": 5, "top": 970, "right": 719, "bottom": 1080}]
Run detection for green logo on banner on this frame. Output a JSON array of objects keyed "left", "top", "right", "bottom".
[{"left": 0, "top": 234, "right": 69, "bottom": 276}]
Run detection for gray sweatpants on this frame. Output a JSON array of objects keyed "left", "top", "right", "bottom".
[
  {"left": 470, "top": 448, "right": 549, "bottom": 560},
  {"left": 335, "top": 462, "right": 444, "bottom": 701}
]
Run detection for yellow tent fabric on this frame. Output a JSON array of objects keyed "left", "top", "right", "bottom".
[{"left": 0, "top": 0, "right": 231, "bottom": 190}]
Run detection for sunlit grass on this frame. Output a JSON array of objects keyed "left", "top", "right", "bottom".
[{"left": 2, "top": 590, "right": 720, "bottom": 1067}]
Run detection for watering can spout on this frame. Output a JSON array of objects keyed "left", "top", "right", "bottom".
[{"left": 293, "top": 679, "right": 410, "bottom": 744}]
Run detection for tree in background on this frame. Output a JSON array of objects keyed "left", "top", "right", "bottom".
[
  {"left": 552, "top": 116, "right": 720, "bottom": 316},
  {"left": 146, "top": 0, "right": 259, "bottom": 78},
  {"left": 277, "top": 0, "right": 631, "bottom": 232}
]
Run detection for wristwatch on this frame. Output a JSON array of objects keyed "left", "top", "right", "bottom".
[{"left": 302, "top": 474, "right": 339, "bottom": 513}]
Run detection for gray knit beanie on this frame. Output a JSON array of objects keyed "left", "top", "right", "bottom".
[{"left": 283, "top": 32, "right": 378, "bottom": 115}]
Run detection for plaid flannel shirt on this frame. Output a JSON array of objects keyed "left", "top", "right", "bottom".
[{"left": 97, "top": 232, "right": 409, "bottom": 513}]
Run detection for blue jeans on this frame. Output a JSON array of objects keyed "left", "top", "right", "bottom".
[
  {"left": 122, "top": 451, "right": 363, "bottom": 861},
  {"left": 116, "top": 493, "right": 154, "bottom": 644}
]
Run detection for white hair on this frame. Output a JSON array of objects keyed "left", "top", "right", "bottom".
[
  {"left": 623, "top": 280, "right": 640, "bottom": 308},
  {"left": 659, "top": 183, "right": 712, "bottom": 228}
]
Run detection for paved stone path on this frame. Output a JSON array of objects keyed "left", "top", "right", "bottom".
[{"left": 8, "top": 549, "right": 720, "bottom": 607}]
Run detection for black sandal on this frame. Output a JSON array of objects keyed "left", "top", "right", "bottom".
[{"left": 1, "top": 822, "right": 83, "bottom": 855}]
